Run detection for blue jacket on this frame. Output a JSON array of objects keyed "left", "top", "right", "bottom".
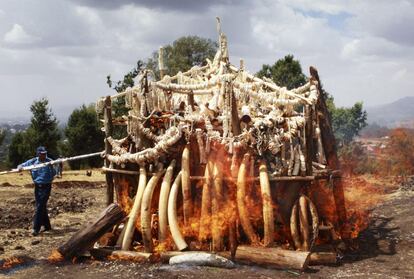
[{"left": 19, "top": 157, "right": 56, "bottom": 184}]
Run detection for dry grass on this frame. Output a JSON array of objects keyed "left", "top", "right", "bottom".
[{"left": 0, "top": 169, "right": 105, "bottom": 186}]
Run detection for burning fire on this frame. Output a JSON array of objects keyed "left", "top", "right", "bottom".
[
  {"left": 47, "top": 249, "right": 64, "bottom": 263},
  {"left": 0, "top": 257, "right": 24, "bottom": 271}
]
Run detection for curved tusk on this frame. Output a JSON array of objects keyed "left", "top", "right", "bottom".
[
  {"left": 236, "top": 153, "right": 260, "bottom": 244},
  {"left": 158, "top": 160, "right": 176, "bottom": 244},
  {"left": 199, "top": 159, "right": 213, "bottom": 242},
  {"left": 212, "top": 159, "right": 224, "bottom": 251},
  {"left": 122, "top": 166, "right": 147, "bottom": 250},
  {"left": 141, "top": 165, "right": 164, "bottom": 253},
  {"left": 168, "top": 172, "right": 188, "bottom": 251},
  {"left": 299, "top": 195, "right": 310, "bottom": 251},
  {"left": 290, "top": 201, "right": 302, "bottom": 250},
  {"left": 181, "top": 145, "right": 192, "bottom": 224},
  {"left": 259, "top": 160, "right": 274, "bottom": 247},
  {"left": 306, "top": 196, "right": 319, "bottom": 249}
]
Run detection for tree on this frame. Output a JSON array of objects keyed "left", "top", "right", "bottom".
[
  {"left": 327, "top": 98, "right": 367, "bottom": 146},
  {"left": 7, "top": 98, "right": 61, "bottom": 167},
  {"left": 64, "top": 104, "right": 104, "bottom": 169},
  {"left": 106, "top": 36, "right": 217, "bottom": 93},
  {"left": 147, "top": 36, "right": 218, "bottom": 78},
  {"left": 7, "top": 132, "right": 32, "bottom": 167},
  {"left": 28, "top": 98, "right": 61, "bottom": 157},
  {"left": 257, "top": 55, "right": 367, "bottom": 145},
  {"left": 256, "top": 55, "right": 307, "bottom": 90},
  {"left": 0, "top": 129, "right": 4, "bottom": 146}
]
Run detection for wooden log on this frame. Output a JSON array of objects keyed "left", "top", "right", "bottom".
[
  {"left": 236, "top": 154, "right": 260, "bottom": 244},
  {"left": 102, "top": 167, "right": 140, "bottom": 176},
  {"left": 168, "top": 172, "right": 188, "bottom": 251},
  {"left": 310, "top": 66, "right": 348, "bottom": 238},
  {"left": 228, "top": 221, "right": 237, "bottom": 260},
  {"left": 57, "top": 203, "right": 125, "bottom": 259},
  {"left": 232, "top": 245, "right": 310, "bottom": 271},
  {"left": 158, "top": 160, "right": 176, "bottom": 244},
  {"left": 230, "top": 87, "right": 241, "bottom": 136},
  {"left": 305, "top": 105, "right": 314, "bottom": 176},
  {"left": 90, "top": 248, "right": 155, "bottom": 262},
  {"left": 259, "top": 160, "right": 274, "bottom": 247},
  {"left": 122, "top": 166, "right": 147, "bottom": 250},
  {"left": 141, "top": 166, "right": 164, "bottom": 253},
  {"left": 181, "top": 145, "right": 192, "bottom": 224},
  {"left": 309, "top": 252, "right": 338, "bottom": 266},
  {"left": 228, "top": 151, "right": 239, "bottom": 259},
  {"left": 104, "top": 96, "right": 114, "bottom": 205}
]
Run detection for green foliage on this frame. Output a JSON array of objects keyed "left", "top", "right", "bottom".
[
  {"left": 329, "top": 99, "right": 367, "bottom": 146},
  {"left": 147, "top": 36, "right": 218, "bottom": 78},
  {"left": 7, "top": 98, "right": 61, "bottom": 167},
  {"left": 27, "top": 98, "right": 61, "bottom": 156},
  {"left": 7, "top": 132, "right": 32, "bottom": 167},
  {"left": 0, "top": 129, "right": 4, "bottom": 146},
  {"left": 64, "top": 104, "right": 104, "bottom": 169},
  {"left": 256, "top": 55, "right": 307, "bottom": 90},
  {"left": 107, "top": 60, "right": 145, "bottom": 139}
]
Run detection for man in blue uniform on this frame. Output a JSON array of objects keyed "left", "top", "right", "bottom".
[{"left": 18, "top": 146, "right": 56, "bottom": 236}]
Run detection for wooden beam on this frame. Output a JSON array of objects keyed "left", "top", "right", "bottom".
[
  {"left": 310, "top": 66, "right": 348, "bottom": 239},
  {"left": 57, "top": 203, "right": 125, "bottom": 260},
  {"left": 102, "top": 167, "right": 139, "bottom": 176},
  {"left": 104, "top": 96, "right": 114, "bottom": 206}
]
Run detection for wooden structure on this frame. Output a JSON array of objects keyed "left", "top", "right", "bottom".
[{"left": 84, "top": 22, "right": 348, "bottom": 269}]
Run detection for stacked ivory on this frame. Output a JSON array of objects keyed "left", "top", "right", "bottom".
[{"left": 93, "top": 27, "right": 340, "bottom": 270}]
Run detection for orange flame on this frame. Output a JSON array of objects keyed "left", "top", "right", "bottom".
[
  {"left": 0, "top": 257, "right": 24, "bottom": 270},
  {"left": 47, "top": 249, "right": 64, "bottom": 263}
]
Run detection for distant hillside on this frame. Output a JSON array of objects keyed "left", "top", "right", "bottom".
[{"left": 366, "top": 96, "right": 414, "bottom": 128}]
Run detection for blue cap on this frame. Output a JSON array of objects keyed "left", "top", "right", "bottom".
[{"left": 36, "top": 146, "right": 47, "bottom": 155}]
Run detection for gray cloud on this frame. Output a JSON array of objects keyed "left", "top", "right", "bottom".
[{"left": 68, "top": 0, "right": 243, "bottom": 11}]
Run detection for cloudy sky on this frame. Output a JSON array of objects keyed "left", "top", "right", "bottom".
[{"left": 0, "top": 0, "right": 413, "bottom": 121}]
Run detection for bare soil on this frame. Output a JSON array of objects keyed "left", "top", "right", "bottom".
[{"left": 1, "top": 175, "right": 413, "bottom": 279}]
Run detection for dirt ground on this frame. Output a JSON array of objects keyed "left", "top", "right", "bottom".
[{"left": 1, "top": 172, "right": 413, "bottom": 279}]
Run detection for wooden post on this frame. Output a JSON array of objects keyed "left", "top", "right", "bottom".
[
  {"left": 57, "top": 203, "right": 125, "bottom": 259},
  {"left": 230, "top": 87, "right": 241, "bottom": 136},
  {"left": 309, "top": 252, "right": 338, "bottom": 265},
  {"left": 310, "top": 66, "right": 348, "bottom": 239},
  {"left": 104, "top": 96, "right": 114, "bottom": 206},
  {"left": 304, "top": 105, "right": 314, "bottom": 176}
]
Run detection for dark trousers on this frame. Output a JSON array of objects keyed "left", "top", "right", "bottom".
[{"left": 34, "top": 183, "right": 52, "bottom": 232}]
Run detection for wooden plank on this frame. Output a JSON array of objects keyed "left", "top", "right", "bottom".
[
  {"left": 104, "top": 96, "right": 114, "bottom": 206},
  {"left": 310, "top": 66, "right": 348, "bottom": 239},
  {"left": 57, "top": 203, "right": 125, "bottom": 259}
]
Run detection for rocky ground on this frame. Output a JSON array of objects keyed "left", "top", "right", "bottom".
[{"left": 0, "top": 173, "right": 413, "bottom": 278}]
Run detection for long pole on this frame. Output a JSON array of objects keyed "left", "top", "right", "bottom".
[{"left": 0, "top": 151, "right": 104, "bottom": 176}]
